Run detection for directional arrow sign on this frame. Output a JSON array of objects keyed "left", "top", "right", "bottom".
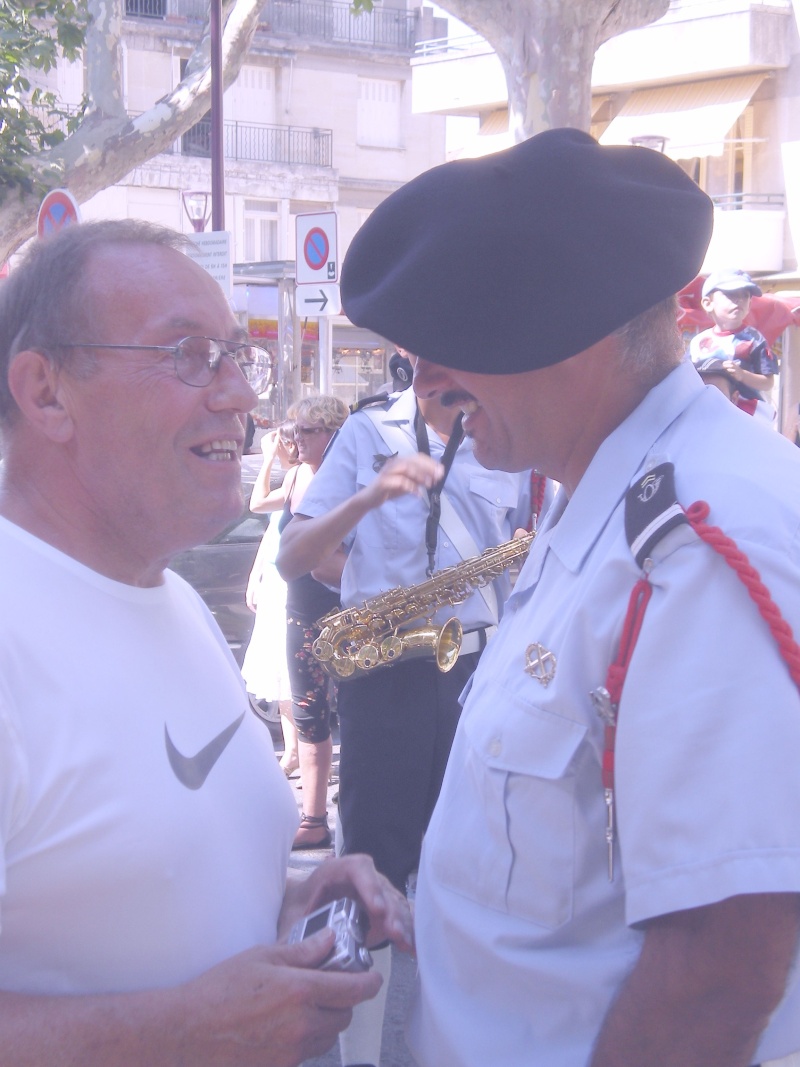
[{"left": 296, "top": 282, "right": 341, "bottom": 317}]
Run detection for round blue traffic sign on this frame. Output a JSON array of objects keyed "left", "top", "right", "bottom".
[{"left": 304, "top": 227, "right": 329, "bottom": 272}]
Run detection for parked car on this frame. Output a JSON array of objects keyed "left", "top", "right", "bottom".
[{"left": 169, "top": 453, "right": 280, "bottom": 667}]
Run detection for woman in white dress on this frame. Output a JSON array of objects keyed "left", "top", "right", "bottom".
[{"left": 241, "top": 421, "right": 300, "bottom": 776}]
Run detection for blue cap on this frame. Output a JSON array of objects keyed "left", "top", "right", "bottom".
[{"left": 701, "top": 269, "right": 762, "bottom": 300}]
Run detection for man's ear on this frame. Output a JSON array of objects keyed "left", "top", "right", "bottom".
[
  {"left": 700, "top": 294, "right": 715, "bottom": 314},
  {"left": 6, "top": 350, "right": 75, "bottom": 443}
]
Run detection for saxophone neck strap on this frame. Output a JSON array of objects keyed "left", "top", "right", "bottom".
[{"left": 414, "top": 402, "right": 464, "bottom": 576}]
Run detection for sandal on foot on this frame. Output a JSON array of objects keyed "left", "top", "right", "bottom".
[
  {"left": 279, "top": 757, "right": 299, "bottom": 779},
  {"left": 292, "top": 813, "right": 332, "bottom": 851}
]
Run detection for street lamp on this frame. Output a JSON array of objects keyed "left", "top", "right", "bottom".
[
  {"left": 182, "top": 190, "right": 211, "bottom": 232},
  {"left": 629, "top": 135, "right": 668, "bottom": 153}
]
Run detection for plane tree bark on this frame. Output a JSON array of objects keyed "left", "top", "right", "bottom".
[
  {"left": 359, "top": 0, "right": 670, "bottom": 138},
  {"left": 0, "top": 0, "right": 269, "bottom": 261}
]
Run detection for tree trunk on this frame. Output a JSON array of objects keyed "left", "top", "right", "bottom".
[
  {"left": 436, "top": 0, "right": 670, "bottom": 138},
  {"left": 0, "top": 0, "right": 268, "bottom": 261}
]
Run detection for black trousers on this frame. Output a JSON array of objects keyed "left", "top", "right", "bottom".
[{"left": 337, "top": 651, "right": 479, "bottom": 891}]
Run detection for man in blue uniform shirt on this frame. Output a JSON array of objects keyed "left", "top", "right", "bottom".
[
  {"left": 277, "top": 373, "right": 529, "bottom": 1066},
  {"left": 338, "top": 128, "right": 800, "bottom": 1067}
]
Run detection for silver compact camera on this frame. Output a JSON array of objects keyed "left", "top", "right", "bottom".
[{"left": 288, "top": 897, "right": 373, "bottom": 973}]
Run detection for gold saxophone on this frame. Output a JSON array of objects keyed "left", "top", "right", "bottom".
[{"left": 312, "top": 531, "right": 534, "bottom": 679}]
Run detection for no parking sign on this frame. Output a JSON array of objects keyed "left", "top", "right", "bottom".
[
  {"left": 295, "top": 211, "right": 338, "bottom": 285},
  {"left": 37, "top": 189, "right": 81, "bottom": 239}
]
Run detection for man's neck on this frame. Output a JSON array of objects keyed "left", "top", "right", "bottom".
[{"left": 418, "top": 395, "right": 459, "bottom": 442}]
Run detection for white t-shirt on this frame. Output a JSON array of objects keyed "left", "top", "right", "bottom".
[
  {"left": 0, "top": 516, "right": 298, "bottom": 994},
  {"left": 409, "top": 362, "right": 800, "bottom": 1066}
]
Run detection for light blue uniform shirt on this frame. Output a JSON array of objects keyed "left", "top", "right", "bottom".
[
  {"left": 296, "top": 387, "right": 530, "bottom": 631},
  {"left": 409, "top": 361, "right": 800, "bottom": 1066}
]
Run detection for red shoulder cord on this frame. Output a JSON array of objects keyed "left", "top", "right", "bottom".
[
  {"left": 597, "top": 500, "right": 800, "bottom": 880},
  {"left": 528, "top": 471, "right": 547, "bottom": 532}
]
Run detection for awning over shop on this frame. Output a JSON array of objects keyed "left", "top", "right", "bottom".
[{"left": 599, "top": 74, "right": 765, "bottom": 160}]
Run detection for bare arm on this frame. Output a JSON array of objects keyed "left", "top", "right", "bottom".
[
  {"left": 276, "top": 453, "right": 443, "bottom": 582},
  {"left": 0, "top": 857, "right": 412, "bottom": 1067},
  {"left": 250, "top": 433, "right": 295, "bottom": 514},
  {"left": 0, "top": 935, "right": 380, "bottom": 1067},
  {"left": 310, "top": 545, "right": 347, "bottom": 592},
  {"left": 590, "top": 893, "right": 800, "bottom": 1067},
  {"left": 722, "top": 361, "right": 774, "bottom": 395},
  {"left": 245, "top": 521, "right": 277, "bottom": 611}
]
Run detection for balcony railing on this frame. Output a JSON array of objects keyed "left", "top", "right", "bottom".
[
  {"left": 181, "top": 118, "right": 333, "bottom": 167},
  {"left": 264, "top": 0, "right": 416, "bottom": 50},
  {"left": 125, "top": 0, "right": 416, "bottom": 52},
  {"left": 125, "top": 0, "right": 166, "bottom": 17},
  {"left": 710, "top": 191, "right": 785, "bottom": 211}
]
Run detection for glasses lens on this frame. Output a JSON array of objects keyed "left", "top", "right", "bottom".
[
  {"left": 173, "top": 338, "right": 272, "bottom": 391},
  {"left": 174, "top": 337, "right": 218, "bottom": 387},
  {"left": 233, "top": 344, "right": 272, "bottom": 393}
]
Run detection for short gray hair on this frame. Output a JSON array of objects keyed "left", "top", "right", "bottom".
[
  {"left": 0, "top": 219, "right": 189, "bottom": 423},
  {"left": 614, "top": 296, "right": 683, "bottom": 385}
]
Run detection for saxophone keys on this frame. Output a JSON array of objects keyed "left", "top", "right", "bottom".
[
  {"left": 355, "top": 644, "right": 382, "bottom": 671},
  {"left": 380, "top": 635, "right": 404, "bottom": 663},
  {"left": 312, "top": 638, "right": 334, "bottom": 662}
]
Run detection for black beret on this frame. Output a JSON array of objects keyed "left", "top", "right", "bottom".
[{"left": 341, "top": 128, "right": 714, "bottom": 375}]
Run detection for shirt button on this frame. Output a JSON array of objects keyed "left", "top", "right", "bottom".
[{"left": 488, "top": 738, "right": 502, "bottom": 757}]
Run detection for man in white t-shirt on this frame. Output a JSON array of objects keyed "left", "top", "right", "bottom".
[{"left": 0, "top": 219, "right": 412, "bottom": 1066}]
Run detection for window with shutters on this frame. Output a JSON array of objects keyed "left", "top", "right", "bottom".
[
  {"left": 357, "top": 78, "right": 402, "bottom": 149},
  {"left": 243, "top": 200, "right": 279, "bottom": 262}
]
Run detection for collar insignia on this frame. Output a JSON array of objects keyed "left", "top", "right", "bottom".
[
  {"left": 373, "top": 451, "right": 397, "bottom": 472},
  {"left": 524, "top": 643, "right": 557, "bottom": 687}
]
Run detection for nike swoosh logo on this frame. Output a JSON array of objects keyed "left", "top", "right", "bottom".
[{"left": 165, "top": 713, "right": 245, "bottom": 790}]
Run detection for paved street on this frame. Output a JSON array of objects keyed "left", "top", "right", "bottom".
[{"left": 276, "top": 719, "right": 417, "bottom": 1067}]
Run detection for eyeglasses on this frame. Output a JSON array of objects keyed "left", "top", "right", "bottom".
[
  {"left": 56, "top": 336, "right": 273, "bottom": 392},
  {"left": 294, "top": 425, "right": 330, "bottom": 438}
]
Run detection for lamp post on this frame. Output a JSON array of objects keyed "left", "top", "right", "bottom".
[
  {"left": 629, "top": 135, "right": 668, "bottom": 153},
  {"left": 210, "top": 0, "right": 225, "bottom": 231},
  {"left": 182, "top": 190, "right": 211, "bottom": 232}
]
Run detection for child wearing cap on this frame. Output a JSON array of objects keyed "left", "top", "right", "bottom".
[{"left": 689, "top": 268, "right": 778, "bottom": 422}]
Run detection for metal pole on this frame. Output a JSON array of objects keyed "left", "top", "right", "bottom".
[{"left": 210, "top": 0, "right": 225, "bottom": 231}]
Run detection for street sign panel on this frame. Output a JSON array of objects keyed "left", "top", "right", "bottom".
[
  {"left": 296, "top": 211, "right": 338, "bottom": 285},
  {"left": 296, "top": 283, "right": 341, "bottom": 317},
  {"left": 37, "top": 189, "right": 81, "bottom": 239},
  {"left": 185, "top": 230, "right": 232, "bottom": 297}
]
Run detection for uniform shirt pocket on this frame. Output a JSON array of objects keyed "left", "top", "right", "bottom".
[
  {"left": 356, "top": 466, "right": 398, "bottom": 552},
  {"left": 468, "top": 472, "right": 520, "bottom": 542},
  {"left": 429, "top": 689, "right": 585, "bottom": 929}
]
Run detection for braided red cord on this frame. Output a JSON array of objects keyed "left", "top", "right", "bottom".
[
  {"left": 606, "top": 579, "right": 652, "bottom": 707},
  {"left": 685, "top": 501, "right": 800, "bottom": 691},
  {"left": 528, "top": 471, "right": 547, "bottom": 531}
]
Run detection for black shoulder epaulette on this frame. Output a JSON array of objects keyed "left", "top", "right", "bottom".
[
  {"left": 624, "top": 462, "right": 689, "bottom": 569},
  {"left": 350, "top": 391, "right": 390, "bottom": 414}
]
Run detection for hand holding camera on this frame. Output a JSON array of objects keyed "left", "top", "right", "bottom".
[{"left": 289, "top": 897, "right": 373, "bottom": 973}]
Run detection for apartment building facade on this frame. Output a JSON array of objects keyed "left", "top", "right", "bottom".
[
  {"left": 33, "top": 0, "right": 447, "bottom": 415},
  {"left": 412, "top": 0, "right": 800, "bottom": 435}
]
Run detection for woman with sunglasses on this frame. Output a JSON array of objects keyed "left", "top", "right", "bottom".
[{"left": 280, "top": 395, "right": 349, "bottom": 849}]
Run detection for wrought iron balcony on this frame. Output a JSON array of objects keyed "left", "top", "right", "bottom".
[
  {"left": 263, "top": 0, "right": 416, "bottom": 51},
  {"left": 181, "top": 117, "right": 333, "bottom": 167},
  {"left": 125, "top": 0, "right": 166, "bottom": 17},
  {"left": 125, "top": 0, "right": 417, "bottom": 52}
]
